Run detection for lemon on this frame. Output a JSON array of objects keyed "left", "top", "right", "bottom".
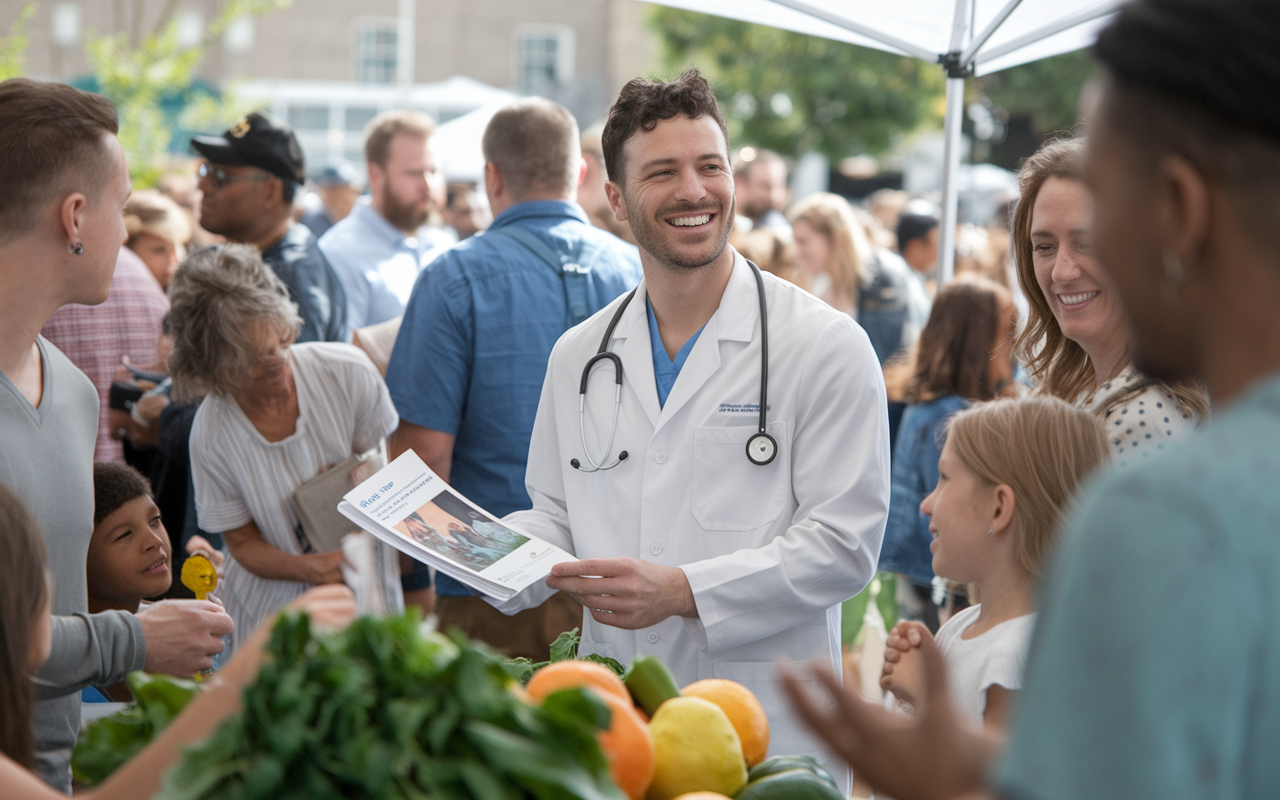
[{"left": 646, "top": 696, "right": 748, "bottom": 800}]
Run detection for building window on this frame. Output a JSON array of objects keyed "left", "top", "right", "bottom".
[
  {"left": 51, "top": 4, "right": 80, "bottom": 45},
  {"left": 345, "top": 106, "right": 379, "bottom": 133},
  {"left": 355, "top": 20, "right": 397, "bottom": 85},
  {"left": 176, "top": 11, "right": 203, "bottom": 48},
  {"left": 515, "top": 25, "right": 574, "bottom": 94},
  {"left": 223, "top": 16, "right": 255, "bottom": 53},
  {"left": 287, "top": 105, "right": 330, "bottom": 132}
]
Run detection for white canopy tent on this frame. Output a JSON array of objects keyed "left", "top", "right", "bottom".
[{"left": 641, "top": 0, "right": 1122, "bottom": 281}]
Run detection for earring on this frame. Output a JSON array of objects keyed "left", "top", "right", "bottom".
[
  {"left": 69, "top": 241, "right": 84, "bottom": 256},
  {"left": 987, "top": 528, "right": 995, "bottom": 535},
  {"left": 1160, "top": 246, "right": 1186, "bottom": 307}
]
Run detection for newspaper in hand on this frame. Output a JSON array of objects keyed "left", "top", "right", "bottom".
[{"left": 337, "top": 451, "right": 575, "bottom": 601}]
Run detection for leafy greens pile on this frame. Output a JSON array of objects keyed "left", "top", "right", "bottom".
[
  {"left": 72, "top": 672, "right": 202, "bottom": 787},
  {"left": 506, "top": 628, "right": 625, "bottom": 686},
  {"left": 153, "top": 612, "right": 625, "bottom": 800}
]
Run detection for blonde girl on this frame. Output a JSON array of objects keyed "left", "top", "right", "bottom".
[{"left": 879, "top": 397, "right": 1110, "bottom": 730}]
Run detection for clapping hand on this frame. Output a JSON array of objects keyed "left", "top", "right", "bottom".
[{"left": 781, "top": 632, "right": 994, "bottom": 800}]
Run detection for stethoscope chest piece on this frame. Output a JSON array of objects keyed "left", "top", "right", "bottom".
[{"left": 746, "top": 432, "right": 777, "bottom": 466}]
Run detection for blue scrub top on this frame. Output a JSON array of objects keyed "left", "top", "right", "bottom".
[{"left": 646, "top": 297, "right": 705, "bottom": 408}]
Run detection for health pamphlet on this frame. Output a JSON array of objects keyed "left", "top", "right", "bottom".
[{"left": 338, "top": 451, "right": 575, "bottom": 601}]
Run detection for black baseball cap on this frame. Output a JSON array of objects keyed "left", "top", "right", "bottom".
[{"left": 191, "top": 111, "right": 306, "bottom": 185}]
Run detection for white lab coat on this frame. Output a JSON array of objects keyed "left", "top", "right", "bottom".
[{"left": 495, "top": 252, "right": 890, "bottom": 779}]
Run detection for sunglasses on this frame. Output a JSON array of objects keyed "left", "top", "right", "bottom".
[{"left": 198, "top": 162, "right": 272, "bottom": 190}]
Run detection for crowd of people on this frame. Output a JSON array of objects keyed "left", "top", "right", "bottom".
[{"left": 1, "top": 0, "right": 1278, "bottom": 798}]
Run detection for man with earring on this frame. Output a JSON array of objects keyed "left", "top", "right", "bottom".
[{"left": 0, "top": 78, "right": 234, "bottom": 791}]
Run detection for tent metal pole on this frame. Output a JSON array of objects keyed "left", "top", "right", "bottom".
[
  {"left": 937, "top": 75, "right": 965, "bottom": 285},
  {"left": 938, "top": 0, "right": 971, "bottom": 286},
  {"left": 974, "top": 0, "right": 1120, "bottom": 66},
  {"left": 959, "top": 0, "right": 1025, "bottom": 64},
  {"left": 768, "top": 0, "right": 938, "bottom": 61}
]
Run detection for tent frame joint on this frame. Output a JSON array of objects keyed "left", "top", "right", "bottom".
[{"left": 938, "top": 51, "right": 974, "bottom": 79}]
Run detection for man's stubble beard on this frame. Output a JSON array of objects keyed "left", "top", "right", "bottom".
[{"left": 625, "top": 192, "right": 736, "bottom": 271}]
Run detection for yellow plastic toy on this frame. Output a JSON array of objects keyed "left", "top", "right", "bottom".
[{"left": 181, "top": 553, "right": 217, "bottom": 600}]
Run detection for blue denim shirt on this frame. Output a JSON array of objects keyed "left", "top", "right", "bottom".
[
  {"left": 385, "top": 200, "right": 642, "bottom": 595},
  {"left": 261, "top": 223, "right": 348, "bottom": 343},
  {"left": 318, "top": 199, "right": 454, "bottom": 330},
  {"left": 878, "top": 394, "right": 969, "bottom": 587}
]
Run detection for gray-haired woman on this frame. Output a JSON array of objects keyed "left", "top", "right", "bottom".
[{"left": 168, "top": 245, "right": 399, "bottom": 653}]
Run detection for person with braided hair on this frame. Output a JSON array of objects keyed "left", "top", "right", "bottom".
[{"left": 782, "top": 2, "right": 1280, "bottom": 798}]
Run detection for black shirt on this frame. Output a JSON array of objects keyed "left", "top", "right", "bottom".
[{"left": 261, "top": 222, "right": 348, "bottom": 342}]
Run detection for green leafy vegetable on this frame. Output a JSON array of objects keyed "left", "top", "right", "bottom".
[
  {"left": 506, "top": 628, "right": 626, "bottom": 686},
  {"left": 72, "top": 672, "right": 202, "bottom": 787},
  {"left": 581, "top": 654, "right": 625, "bottom": 676},
  {"left": 549, "top": 628, "right": 582, "bottom": 662},
  {"left": 153, "top": 612, "right": 625, "bottom": 800}
]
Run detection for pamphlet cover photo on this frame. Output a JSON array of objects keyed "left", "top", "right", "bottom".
[{"left": 392, "top": 489, "right": 530, "bottom": 573}]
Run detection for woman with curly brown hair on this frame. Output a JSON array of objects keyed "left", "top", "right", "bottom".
[{"left": 1012, "top": 137, "right": 1207, "bottom": 464}]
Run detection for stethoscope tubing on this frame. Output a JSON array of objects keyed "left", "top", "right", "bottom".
[{"left": 573, "top": 260, "right": 774, "bottom": 471}]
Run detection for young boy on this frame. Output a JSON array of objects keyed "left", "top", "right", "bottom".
[
  {"left": 86, "top": 463, "right": 172, "bottom": 701},
  {"left": 88, "top": 463, "right": 173, "bottom": 617}
]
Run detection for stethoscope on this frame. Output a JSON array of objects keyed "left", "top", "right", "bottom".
[{"left": 570, "top": 260, "right": 777, "bottom": 472}]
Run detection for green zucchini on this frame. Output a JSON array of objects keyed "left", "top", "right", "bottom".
[{"left": 623, "top": 654, "right": 681, "bottom": 716}]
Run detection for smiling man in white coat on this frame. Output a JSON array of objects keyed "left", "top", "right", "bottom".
[{"left": 492, "top": 70, "right": 889, "bottom": 780}]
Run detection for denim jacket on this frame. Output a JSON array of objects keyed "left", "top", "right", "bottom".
[{"left": 879, "top": 394, "right": 970, "bottom": 586}]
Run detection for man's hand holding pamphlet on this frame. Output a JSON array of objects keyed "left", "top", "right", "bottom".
[{"left": 337, "top": 451, "right": 576, "bottom": 601}]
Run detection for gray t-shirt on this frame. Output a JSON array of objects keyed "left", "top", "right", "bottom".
[{"left": 0, "top": 337, "right": 145, "bottom": 791}]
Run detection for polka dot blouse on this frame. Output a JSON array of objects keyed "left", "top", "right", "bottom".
[{"left": 1083, "top": 365, "right": 1200, "bottom": 467}]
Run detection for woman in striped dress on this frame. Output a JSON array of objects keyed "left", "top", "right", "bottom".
[{"left": 167, "top": 245, "right": 399, "bottom": 653}]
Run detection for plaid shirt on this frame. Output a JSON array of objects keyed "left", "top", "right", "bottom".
[{"left": 42, "top": 247, "right": 169, "bottom": 462}]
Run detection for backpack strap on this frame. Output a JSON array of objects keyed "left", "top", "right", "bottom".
[{"left": 489, "top": 226, "right": 605, "bottom": 326}]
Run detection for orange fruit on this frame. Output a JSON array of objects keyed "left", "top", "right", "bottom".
[
  {"left": 596, "top": 690, "right": 656, "bottom": 800},
  {"left": 680, "top": 679, "right": 770, "bottom": 766},
  {"left": 527, "top": 660, "right": 631, "bottom": 706}
]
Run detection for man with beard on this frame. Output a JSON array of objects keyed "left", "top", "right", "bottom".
[
  {"left": 385, "top": 98, "right": 641, "bottom": 658},
  {"left": 319, "top": 110, "right": 454, "bottom": 330},
  {"left": 486, "top": 70, "right": 888, "bottom": 792},
  {"left": 191, "top": 112, "right": 347, "bottom": 343},
  {"left": 734, "top": 148, "right": 791, "bottom": 234}
]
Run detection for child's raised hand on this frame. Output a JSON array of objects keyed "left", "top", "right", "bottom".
[
  {"left": 287, "top": 584, "right": 357, "bottom": 630},
  {"left": 881, "top": 621, "right": 934, "bottom": 707}
]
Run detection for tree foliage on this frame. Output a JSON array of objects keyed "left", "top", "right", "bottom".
[
  {"left": 0, "top": 3, "right": 34, "bottom": 81},
  {"left": 648, "top": 7, "right": 945, "bottom": 160},
  {"left": 977, "top": 49, "right": 1097, "bottom": 136},
  {"left": 86, "top": 0, "right": 290, "bottom": 185}
]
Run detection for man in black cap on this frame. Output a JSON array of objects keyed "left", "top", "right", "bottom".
[{"left": 191, "top": 111, "right": 347, "bottom": 342}]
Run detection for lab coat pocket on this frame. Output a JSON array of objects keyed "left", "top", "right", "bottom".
[{"left": 692, "top": 422, "right": 789, "bottom": 531}]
